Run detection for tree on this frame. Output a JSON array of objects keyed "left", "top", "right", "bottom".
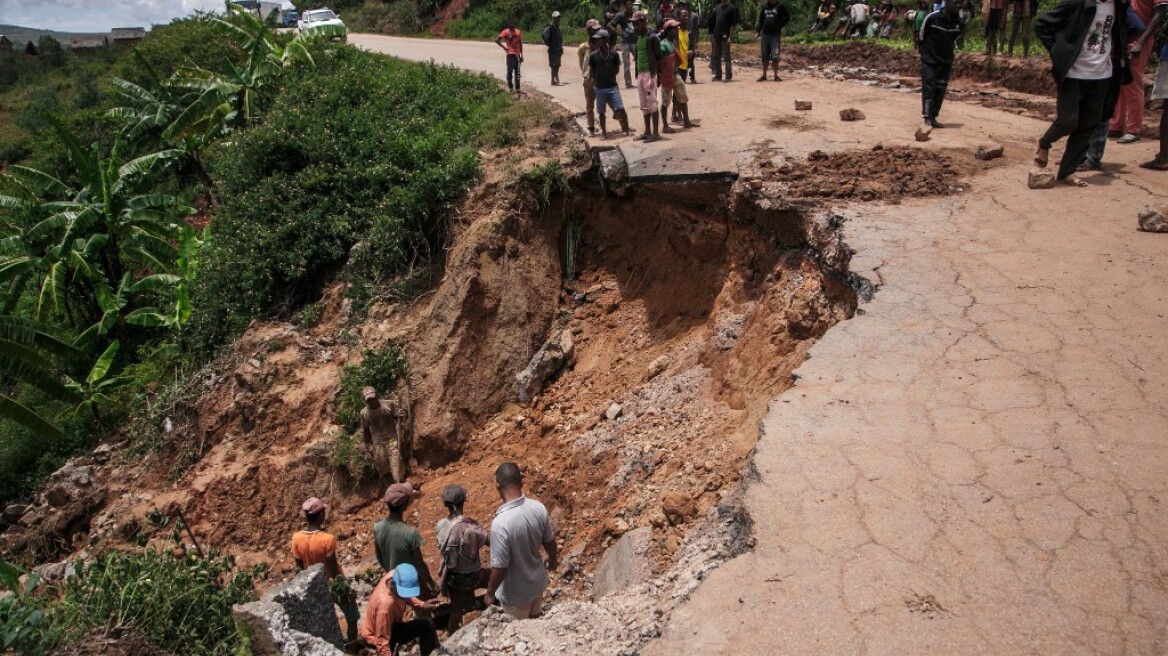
[
  {"left": 0, "top": 315, "right": 79, "bottom": 438},
  {"left": 36, "top": 36, "right": 66, "bottom": 68}
]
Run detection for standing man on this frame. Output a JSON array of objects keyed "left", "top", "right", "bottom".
[
  {"left": 756, "top": 0, "right": 791, "bottom": 81},
  {"left": 581, "top": 18, "right": 603, "bottom": 134},
  {"left": 658, "top": 22, "right": 681, "bottom": 134},
  {"left": 360, "top": 565, "right": 441, "bottom": 656},
  {"left": 984, "top": 0, "right": 1008, "bottom": 54},
  {"left": 919, "top": 0, "right": 965, "bottom": 128},
  {"left": 684, "top": 2, "right": 701, "bottom": 82},
  {"left": 611, "top": 2, "right": 638, "bottom": 88},
  {"left": 373, "top": 483, "right": 439, "bottom": 599},
  {"left": 435, "top": 484, "right": 490, "bottom": 633},
  {"left": 1129, "top": 0, "right": 1167, "bottom": 170},
  {"left": 495, "top": 19, "right": 524, "bottom": 93},
  {"left": 361, "top": 386, "right": 407, "bottom": 485},
  {"left": 632, "top": 10, "right": 663, "bottom": 141},
  {"left": 590, "top": 29, "right": 633, "bottom": 138},
  {"left": 485, "top": 463, "right": 558, "bottom": 620},
  {"left": 848, "top": 0, "right": 871, "bottom": 36},
  {"left": 292, "top": 497, "right": 360, "bottom": 645},
  {"left": 542, "top": 11, "right": 564, "bottom": 86},
  {"left": 1034, "top": 0, "right": 1131, "bottom": 184},
  {"left": 709, "top": 0, "right": 740, "bottom": 81},
  {"left": 1007, "top": 0, "right": 1039, "bottom": 56},
  {"left": 1109, "top": 0, "right": 1155, "bottom": 142}
]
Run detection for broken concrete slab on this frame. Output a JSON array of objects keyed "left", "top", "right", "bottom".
[
  {"left": 839, "top": 108, "right": 866, "bottom": 121},
  {"left": 233, "top": 601, "right": 344, "bottom": 656},
  {"left": 593, "top": 527, "right": 654, "bottom": 600},
  {"left": 1138, "top": 206, "right": 1168, "bottom": 233},
  {"left": 1027, "top": 170, "right": 1056, "bottom": 189},
  {"left": 260, "top": 564, "right": 343, "bottom": 648},
  {"left": 794, "top": 100, "right": 812, "bottom": 111}
]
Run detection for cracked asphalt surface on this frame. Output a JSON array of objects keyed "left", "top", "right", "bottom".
[{"left": 355, "top": 34, "right": 1168, "bottom": 654}]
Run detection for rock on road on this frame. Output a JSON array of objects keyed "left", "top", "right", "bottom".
[{"left": 355, "top": 34, "right": 1168, "bottom": 654}]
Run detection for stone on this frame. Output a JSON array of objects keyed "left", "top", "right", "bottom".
[
  {"left": 605, "top": 517, "right": 630, "bottom": 537},
  {"left": 1138, "top": 206, "right": 1168, "bottom": 233},
  {"left": 915, "top": 125, "right": 932, "bottom": 142},
  {"left": 605, "top": 403, "right": 624, "bottom": 421},
  {"left": 45, "top": 485, "right": 72, "bottom": 508},
  {"left": 260, "top": 564, "right": 343, "bottom": 647},
  {"left": 599, "top": 148, "right": 629, "bottom": 184},
  {"left": 976, "top": 144, "right": 1005, "bottom": 161},
  {"left": 515, "top": 331, "right": 572, "bottom": 404},
  {"left": 233, "top": 601, "right": 344, "bottom": 656},
  {"left": 1028, "top": 170, "right": 1057, "bottom": 189},
  {"left": 794, "top": 100, "right": 813, "bottom": 111},
  {"left": 839, "top": 108, "right": 866, "bottom": 121},
  {"left": 3, "top": 503, "right": 28, "bottom": 524},
  {"left": 647, "top": 355, "right": 672, "bottom": 380},
  {"left": 661, "top": 491, "right": 696, "bottom": 525},
  {"left": 592, "top": 527, "right": 654, "bottom": 600}
]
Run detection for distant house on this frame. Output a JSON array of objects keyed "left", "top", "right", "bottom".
[
  {"left": 0, "top": 36, "right": 13, "bottom": 53},
  {"left": 70, "top": 35, "right": 109, "bottom": 56},
  {"left": 110, "top": 27, "right": 146, "bottom": 47}
]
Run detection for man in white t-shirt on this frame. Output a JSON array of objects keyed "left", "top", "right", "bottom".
[
  {"left": 485, "top": 463, "right": 558, "bottom": 620},
  {"left": 1033, "top": 0, "right": 1131, "bottom": 184}
]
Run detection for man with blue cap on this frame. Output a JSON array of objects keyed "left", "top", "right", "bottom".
[{"left": 360, "top": 563, "right": 441, "bottom": 655}]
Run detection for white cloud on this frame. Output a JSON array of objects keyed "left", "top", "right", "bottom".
[{"left": 0, "top": 0, "right": 224, "bottom": 32}]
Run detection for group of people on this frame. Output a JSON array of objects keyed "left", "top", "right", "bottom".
[{"left": 291, "top": 463, "right": 556, "bottom": 656}]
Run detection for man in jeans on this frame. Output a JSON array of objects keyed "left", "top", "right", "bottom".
[
  {"left": 495, "top": 19, "right": 524, "bottom": 93},
  {"left": 708, "top": 0, "right": 739, "bottom": 81},
  {"left": 485, "top": 463, "right": 557, "bottom": 619},
  {"left": 1034, "top": 0, "right": 1131, "bottom": 185},
  {"left": 756, "top": 0, "right": 791, "bottom": 81},
  {"left": 610, "top": 2, "right": 638, "bottom": 88}
]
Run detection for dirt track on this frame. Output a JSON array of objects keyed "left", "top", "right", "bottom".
[{"left": 352, "top": 35, "right": 1168, "bottom": 654}]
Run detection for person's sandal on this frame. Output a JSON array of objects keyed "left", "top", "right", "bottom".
[
  {"left": 1117, "top": 133, "right": 1139, "bottom": 144},
  {"left": 1034, "top": 147, "right": 1050, "bottom": 168},
  {"left": 1058, "top": 175, "right": 1088, "bottom": 187},
  {"left": 1139, "top": 158, "right": 1168, "bottom": 171}
]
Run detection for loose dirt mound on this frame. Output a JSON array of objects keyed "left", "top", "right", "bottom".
[{"left": 57, "top": 628, "right": 172, "bottom": 656}]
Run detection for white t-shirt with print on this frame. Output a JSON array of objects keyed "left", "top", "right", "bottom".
[{"left": 1068, "top": 0, "right": 1115, "bottom": 80}]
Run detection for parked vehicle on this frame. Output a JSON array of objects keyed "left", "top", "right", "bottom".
[
  {"left": 280, "top": 9, "right": 299, "bottom": 27},
  {"left": 297, "top": 8, "right": 347, "bottom": 40}
]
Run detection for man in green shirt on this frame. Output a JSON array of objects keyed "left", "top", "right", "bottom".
[{"left": 373, "top": 483, "right": 438, "bottom": 598}]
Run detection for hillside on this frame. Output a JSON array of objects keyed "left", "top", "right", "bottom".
[{"left": 0, "top": 24, "right": 111, "bottom": 47}]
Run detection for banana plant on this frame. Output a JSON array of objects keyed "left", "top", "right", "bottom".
[
  {"left": 62, "top": 340, "right": 128, "bottom": 431},
  {"left": 0, "top": 315, "right": 79, "bottom": 438}
]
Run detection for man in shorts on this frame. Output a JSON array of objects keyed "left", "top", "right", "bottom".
[
  {"left": 590, "top": 30, "right": 632, "bottom": 138},
  {"left": 541, "top": 11, "right": 564, "bottom": 85},
  {"left": 632, "top": 10, "right": 662, "bottom": 141},
  {"left": 1130, "top": 0, "right": 1167, "bottom": 169},
  {"left": 756, "top": 0, "right": 791, "bottom": 81}
]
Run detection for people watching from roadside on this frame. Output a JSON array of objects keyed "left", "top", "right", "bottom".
[
  {"left": 957, "top": 0, "right": 974, "bottom": 47},
  {"left": 495, "top": 19, "right": 524, "bottom": 93},
  {"left": 811, "top": 0, "right": 837, "bottom": 32},
  {"left": 611, "top": 1, "right": 638, "bottom": 87},
  {"left": 631, "top": 11, "right": 663, "bottom": 141},
  {"left": 848, "top": 0, "right": 872, "bottom": 37},
  {"left": 581, "top": 19, "right": 603, "bottom": 134},
  {"left": 1034, "top": 0, "right": 1132, "bottom": 185},
  {"left": 676, "top": 9, "right": 694, "bottom": 87},
  {"left": 1007, "top": 0, "right": 1039, "bottom": 56},
  {"left": 878, "top": 2, "right": 898, "bottom": 36},
  {"left": 912, "top": 0, "right": 929, "bottom": 47},
  {"left": 682, "top": 2, "right": 701, "bottom": 81},
  {"left": 1080, "top": 6, "right": 1145, "bottom": 171},
  {"left": 360, "top": 386, "right": 408, "bottom": 485},
  {"left": 658, "top": 21, "right": 682, "bottom": 133},
  {"left": 1129, "top": 0, "right": 1168, "bottom": 170},
  {"left": 920, "top": 0, "right": 966, "bottom": 128},
  {"left": 374, "top": 483, "right": 439, "bottom": 599},
  {"left": 756, "top": 0, "right": 791, "bottom": 81},
  {"left": 590, "top": 30, "right": 632, "bottom": 138},
  {"left": 708, "top": 0, "right": 740, "bottom": 81},
  {"left": 541, "top": 11, "right": 564, "bottom": 86},
  {"left": 485, "top": 463, "right": 558, "bottom": 620},
  {"left": 1110, "top": 0, "right": 1156, "bottom": 143},
  {"left": 435, "top": 484, "right": 490, "bottom": 633},
  {"left": 292, "top": 497, "right": 360, "bottom": 644},
  {"left": 361, "top": 564, "right": 442, "bottom": 656},
  {"left": 984, "top": 0, "right": 1008, "bottom": 54}
]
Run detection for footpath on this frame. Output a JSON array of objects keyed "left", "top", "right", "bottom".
[{"left": 357, "top": 34, "right": 1168, "bottom": 654}]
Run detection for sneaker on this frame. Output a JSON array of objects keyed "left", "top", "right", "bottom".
[{"left": 1117, "top": 133, "right": 1140, "bottom": 144}]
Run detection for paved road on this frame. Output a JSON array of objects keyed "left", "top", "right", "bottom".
[{"left": 357, "top": 34, "right": 1168, "bottom": 654}]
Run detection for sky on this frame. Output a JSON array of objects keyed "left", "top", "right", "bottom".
[{"left": 0, "top": 0, "right": 294, "bottom": 33}]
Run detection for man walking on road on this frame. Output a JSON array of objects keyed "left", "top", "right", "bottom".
[
  {"left": 756, "top": 0, "right": 791, "bottom": 81},
  {"left": 632, "top": 10, "right": 663, "bottom": 141},
  {"left": 495, "top": 20, "right": 524, "bottom": 93},
  {"left": 708, "top": 0, "right": 740, "bottom": 81},
  {"left": 919, "top": 0, "right": 965, "bottom": 128},
  {"left": 1033, "top": 0, "right": 1131, "bottom": 184},
  {"left": 542, "top": 11, "right": 564, "bottom": 85},
  {"left": 590, "top": 30, "right": 632, "bottom": 138},
  {"left": 1129, "top": 0, "right": 1168, "bottom": 170},
  {"left": 361, "top": 386, "right": 408, "bottom": 485},
  {"left": 485, "top": 463, "right": 558, "bottom": 620}
]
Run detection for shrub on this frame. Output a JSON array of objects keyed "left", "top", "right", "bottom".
[
  {"left": 335, "top": 345, "right": 409, "bottom": 432},
  {"left": 186, "top": 45, "right": 504, "bottom": 356},
  {"left": 294, "top": 302, "right": 326, "bottom": 329},
  {"left": 332, "top": 432, "right": 378, "bottom": 483}
]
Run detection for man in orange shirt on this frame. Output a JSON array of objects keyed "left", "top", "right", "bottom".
[
  {"left": 360, "top": 564, "right": 441, "bottom": 656},
  {"left": 495, "top": 19, "right": 524, "bottom": 93},
  {"left": 291, "top": 497, "right": 359, "bottom": 644}
]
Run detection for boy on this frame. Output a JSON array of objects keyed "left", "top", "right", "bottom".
[{"left": 632, "top": 10, "right": 662, "bottom": 141}]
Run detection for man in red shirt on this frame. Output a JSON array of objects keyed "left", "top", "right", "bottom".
[{"left": 495, "top": 20, "right": 524, "bottom": 93}]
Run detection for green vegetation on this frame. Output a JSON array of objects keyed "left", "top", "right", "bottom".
[
  {"left": 332, "top": 432, "right": 378, "bottom": 482},
  {"left": 335, "top": 345, "right": 409, "bottom": 432},
  {"left": 447, "top": 0, "right": 598, "bottom": 43}
]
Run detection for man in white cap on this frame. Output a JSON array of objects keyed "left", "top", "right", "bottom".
[
  {"left": 361, "top": 386, "right": 408, "bottom": 484},
  {"left": 542, "top": 11, "right": 565, "bottom": 85},
  {"left": 292, "top": 497, "right": 360, "bottom": 644}
]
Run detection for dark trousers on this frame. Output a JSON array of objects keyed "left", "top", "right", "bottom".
[
  {"left": 1085, "top": 75, "right": 1123, "bottom": 167},
  {"left": 921, "top": 61, "right": 952, "bottom": 119},
  {"left": 506, "top": 54, "right": 521, "bottom": 90},
  {"left": 711, "top": 35, "right": 732, "bottom": 79},
  {"left": 1007, "top": 16, "right": 1032, "bottom": 57},
  {"left": 391, "top": 618, "right": 438, "bottom": 655},
  {"left": 1039, "top": 78, "right": 1109, "bottom": 179},
  {"left": 985, "top": 7, "right": 1005, "bottom": 54}
]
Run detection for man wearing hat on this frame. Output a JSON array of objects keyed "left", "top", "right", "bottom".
[
  {"left": 542, "top": 11, "right": 565, "bottom": 85},
  {"left": 435, "top": 484, "right": 489, "bottom": 632},
  {"left": 631, "top": 10, "right": 663, "bottom": 141},
  {"left": 292, "top": 497, "right": 360, "bottom": 644},
  {"left": 589, "top": 28, "right": 633, "bottom": 138},
  {"left": 361, "top": 386, "right": 409, "bottom": 484},
  {"left": 580, "top": 19, "right": 603, "bottom": 134},
  {"left": 374, "top": 483, "right": 439, "bottom": 599},
  {"left": 360, "top": 563, "right": 441, "bottom": 656}
]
